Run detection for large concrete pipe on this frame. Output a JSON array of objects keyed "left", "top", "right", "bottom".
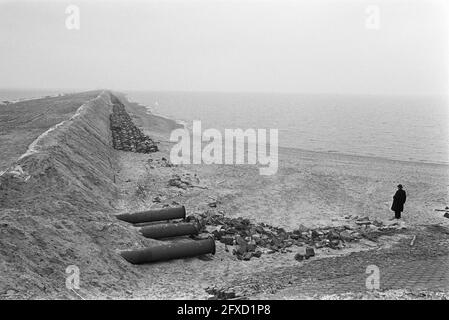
[
  {"left": 140, "top": 222, "right": 198, "bottom": 239},
  {"left": 116, "top": 206, "right": 186, "bottom": 224},
  {"left": 121, "top": 237, "right": 216, "bottom": 264}
]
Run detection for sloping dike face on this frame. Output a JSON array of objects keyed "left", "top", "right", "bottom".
[
  {"left": 0, "top": 91, "right": 157, "bottom": 298},
  {"left": 1, "top": 91, "right": 118, "bottom": 210}
]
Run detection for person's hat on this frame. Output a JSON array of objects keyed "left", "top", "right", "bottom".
[{"left": 397, "top": 184, "right": 403, "bottom": 189}]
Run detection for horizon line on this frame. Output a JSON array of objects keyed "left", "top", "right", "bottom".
[{"left": 0, "top": 87, "right": 447, "bottom": 97}]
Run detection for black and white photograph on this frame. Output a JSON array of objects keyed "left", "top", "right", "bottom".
[{"left": 0, "top": 0, "right": 448, "bottom": 306}]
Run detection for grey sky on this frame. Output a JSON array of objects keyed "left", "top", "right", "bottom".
[{"left": 0, "top": 0, "right": 447, "bottom": 94}]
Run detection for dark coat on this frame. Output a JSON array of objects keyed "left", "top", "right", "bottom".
[{"left": 391, "top": 189, "right": 406, "bottom": 212}]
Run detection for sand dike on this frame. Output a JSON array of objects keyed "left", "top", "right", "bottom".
[
  {"left": 0, "top": 92, "right": 118, "bottom": 210},
  {"left": 0, "top": 91, "right": 161, "bottom": 299}
]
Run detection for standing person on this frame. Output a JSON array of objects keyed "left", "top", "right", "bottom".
[{"left": 391, "top": 184, "right": 406, "bottom": 219}]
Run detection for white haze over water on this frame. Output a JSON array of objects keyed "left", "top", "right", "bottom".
[{"left": 127, "top": 91, "right": 449, "bottom": 165}]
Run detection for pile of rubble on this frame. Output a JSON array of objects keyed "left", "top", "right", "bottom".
[
  {"left": 168, "top": 175, "right": 193, "bottom": 189},
  {"left": 147, "top": 157, "right": 174, "bottom": 169},
  {"left": 192, "top": 212, "right": 406, "bottom": 261},
  {"left": 168, "top": 173, "right": 204, "bottom": 190},
  {"left": 109, "top": 98, "right": 158, "bottom": 153}
]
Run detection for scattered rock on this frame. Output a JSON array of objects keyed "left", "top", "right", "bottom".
[
  {"left": 305, "top": 247, "right": 315, "bottom": 257},
  {"left": 311, "top": 229, "right": 321, "bottom": 239},
  {"left": 168, "top": 175, "right": 189, "bottom": 189},
  {"left": 208, "top": 201, "right": 217, "bottom": 208},
  {"left": 247, "top": 242, "right": 257, "bottom": 252},
  {"left": 294, "top": 253, "right": 304, "bottom": 261},
  {"left": 290, "top": 233, "right": 300, "bottom": 240},
  {"left": 339, "top": 230, "right": 354, "bottom": 242},
  {"left": 160, "top": 157, "right": 174, "bottom": 167},
  {"left": 295, "top": 246, "right": 315, "bottom": 261},
  {"left": 168, "top": 174, "right": 201, "bottom": 189},
  {"left": 327, "top": 230, "right": 340, "bottom": 240},
  {"left": 355, "top": 217, "right": 371, "bottom": 225},
  {"left": 220, "top": 235, "right": 234, "bottom": 246},
  {"left": 206, "top": 287, "right": 237, "bottom": 300},
  {"left": 240, "top": 252, "right": 252, "bottom": 261},
  {"left": 372, "top": 220, "right": 384, "bottom": 227},
  {"left": 329, "top": 239, "right": 341, "bottom": 248},
  {"left": 296, "top": 224, "right": 309, "bottom": 233},
  {"left": 199, "top": 211, "right": 405, "bottom": 261}
]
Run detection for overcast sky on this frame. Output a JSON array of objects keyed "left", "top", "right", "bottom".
[{"left": 0, "top": 0, "right": 447, "bottom": 94}]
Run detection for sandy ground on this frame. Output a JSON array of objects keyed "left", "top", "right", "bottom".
[
  {"left": 109, "top": 100, "right": 449, "bottom": 299},
  {"left": 119, "top": 99, "right": 449, "bottom": 230},
  {"left": 1, "top": 92, "right": 448, "bottom": 300}
]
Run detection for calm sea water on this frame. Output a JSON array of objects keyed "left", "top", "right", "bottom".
[
  {"left": 1, "top": 89, "right": 448, "bottom": 164},
  {"left": 126, "top": 91, "right": 449, "bottom": 165}
]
